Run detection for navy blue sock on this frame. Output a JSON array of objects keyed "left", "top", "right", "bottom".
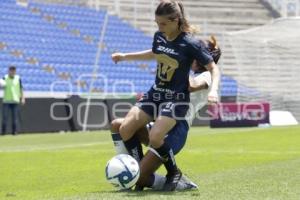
[
  {"left": 124, "top": 135, "right": 143, "bottom": 162},
  {"left": 154, "top": 143, "right": 178, "bottom": 174}
]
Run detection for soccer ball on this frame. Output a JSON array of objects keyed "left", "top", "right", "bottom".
[{"left": 105, "top": 154, "right": 140, "bottom": 189}]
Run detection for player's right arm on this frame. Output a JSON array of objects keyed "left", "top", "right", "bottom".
[
  {"left": 188, "top": 75, "right": 209, "bottom": 92},
  {"left": 111, "top": 49, "right": 155, "bottom": 64}
]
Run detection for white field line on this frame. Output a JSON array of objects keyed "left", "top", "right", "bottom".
[
  {"left": 185, "top": 149, "right": 300, "bottom": 155},
  {"left": 190, "top": 127, "right": 290, "bottom": 136},
  {"left": 0, "top": 141, "right": 110, "bottom": 152}
]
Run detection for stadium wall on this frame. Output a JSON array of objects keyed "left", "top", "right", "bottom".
[
  {"left": 0, "top": 95, "right": 217, "bottom": 133},
  {"left": 0, "top": 96, "right": 130, "bottom": 133}
]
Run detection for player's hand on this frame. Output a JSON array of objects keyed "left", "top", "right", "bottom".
[
  {"left": 111, "top": 53, "right": 126, "bottom": 64},
  {"left": 208, "top": 90, "right": 219, "bottom": 104}
]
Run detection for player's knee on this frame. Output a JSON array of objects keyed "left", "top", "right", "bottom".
[
  {"left": 119, "top": 123, "right": 135, "bottom": 141},
  {"left": 110, "top": 119, "right": 121, "bottom": 133},
  {"left": 149, "top": 133, "right": 163, "bottom": 148}
]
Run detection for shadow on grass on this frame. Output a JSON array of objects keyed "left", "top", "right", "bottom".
[{"left": 95, "top": 189, "right": 200, "bottom": 198}]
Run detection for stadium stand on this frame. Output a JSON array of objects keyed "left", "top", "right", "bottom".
[
  {"left": 0, "top": 0, "right": 237, "bottom": 97},
  {"left": 265, "top": 0, "right": 300, "bottom": 17},
  {"left": 0, "top": 0, "right": 155, "bottom": 94},
  {"left": 87, "top": 0, "right": 299, "bottom": 120}
]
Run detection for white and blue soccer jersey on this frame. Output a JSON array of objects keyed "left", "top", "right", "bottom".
[
  {"left": 152, "top": 31, "right": 213, "bottom": 95},
  {"left": 186, "top": 71, "right": 212, "bottom": 127}
]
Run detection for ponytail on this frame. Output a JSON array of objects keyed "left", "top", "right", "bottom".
[
  {"left": 207, "top": 35, "right": 222, "bottom": 64},
  {"left": 155, "top": 0, "right": 198, "bottom": 34},
  {"left": 177, "top": 1, "right": 198, "bottom": 34}
]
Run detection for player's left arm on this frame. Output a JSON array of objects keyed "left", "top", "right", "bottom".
[{"left": 205, "top": 61, "right": 221, "bottom": 103}]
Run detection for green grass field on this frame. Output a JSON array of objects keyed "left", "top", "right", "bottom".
[{"left": 0, "top": 126, "right": 300, "bottom": 200}]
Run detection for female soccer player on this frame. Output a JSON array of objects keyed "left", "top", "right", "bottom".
[
  {"left": 111, "top": 1, "right": 220, "bottom": 191},
  {"left": 111, "top": 36, "right": 222, "bottom": 191}
]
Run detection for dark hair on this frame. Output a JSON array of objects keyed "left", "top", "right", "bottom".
[
  {"left": 9, "top": 66, "right": 16, "bottom": 71},
  {"left": 155, "top": 0, "right": 197, "bottom": 33},
  {"left": 206, "top": 36, "right": 221, "bottom": 64},
  {"left": 194, "top": 36, "right": 222, "bottom": 73}
]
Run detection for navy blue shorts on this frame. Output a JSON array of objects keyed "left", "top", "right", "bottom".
[
  {"left": 136, "top": 88, "right": 190, "bottom": 120},
  {"left": 147, "top": 120, "right": 189, "bottom": 155}
]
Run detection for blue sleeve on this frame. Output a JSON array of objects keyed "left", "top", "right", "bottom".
[
  {"left": 152, "top": 32, "right": 159, "bottom": 53},
  {"left": 189, "top": 39, "right": 213, "bottom": 66}
]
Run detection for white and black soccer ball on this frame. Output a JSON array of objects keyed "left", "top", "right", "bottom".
[{"left": 105, "top": 154, "right": 140, "bottom": 189}]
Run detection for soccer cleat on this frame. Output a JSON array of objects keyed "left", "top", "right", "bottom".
[
  {"left": 163, "top": 169, "right": 182, "bottom": 191},
  {"left": 176, "top": 175, "right": 199, "bottom": 191}
]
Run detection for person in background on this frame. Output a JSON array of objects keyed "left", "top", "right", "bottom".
[{"left": 1, "top": 66, "right": 25, "bottom": 135}]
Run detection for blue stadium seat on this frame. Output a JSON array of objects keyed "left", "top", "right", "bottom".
[{"left": 0, "top": 0, "right": 239, "bottom": 96}]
